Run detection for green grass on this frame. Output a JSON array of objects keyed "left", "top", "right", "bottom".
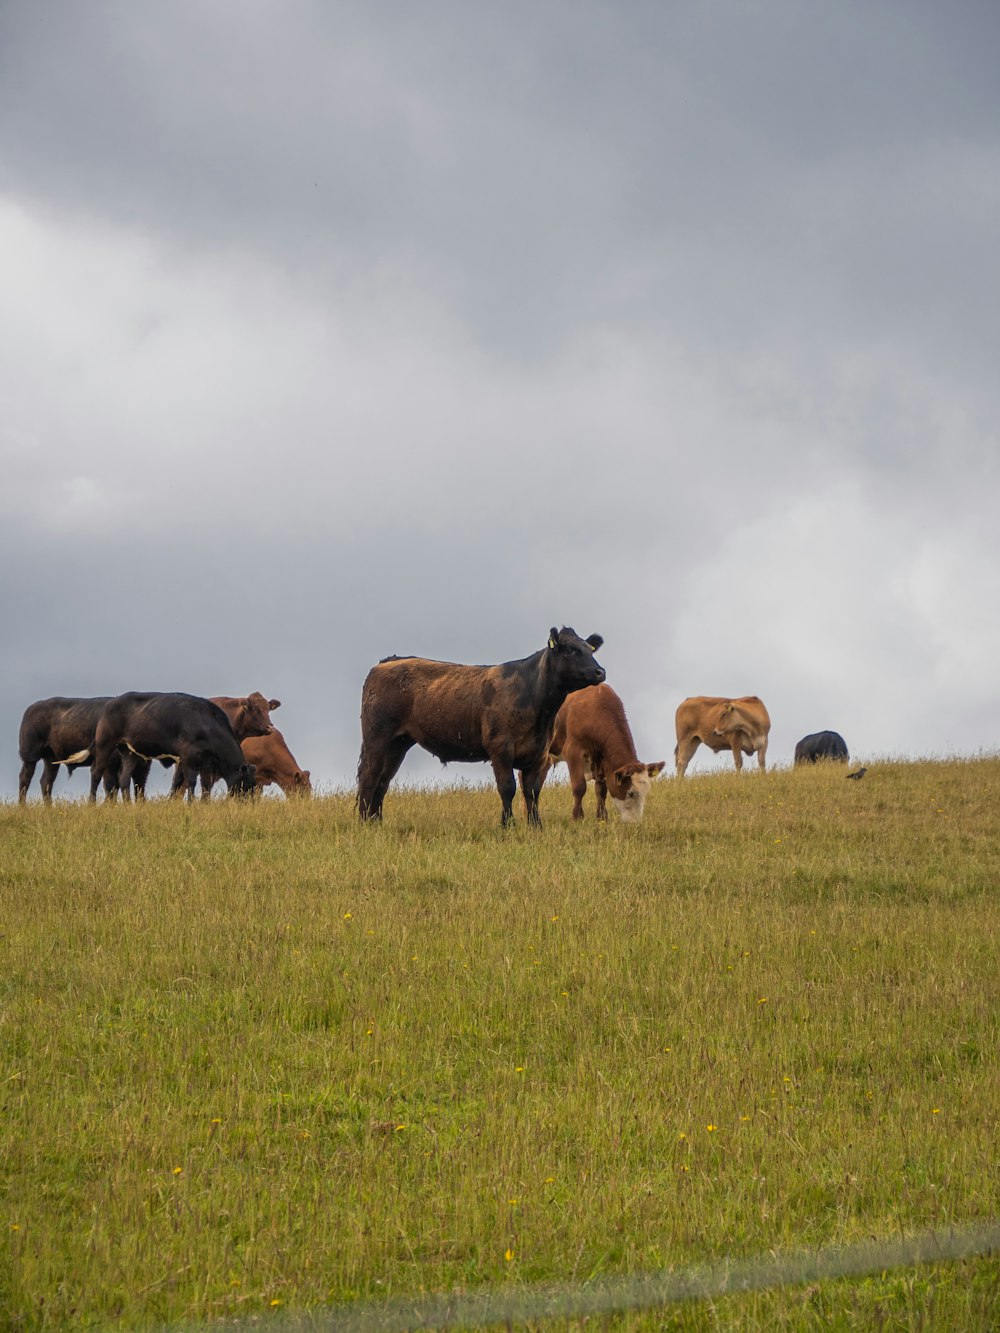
[{"left": 2, "top": 759, "right": 999, "bottom": 1330}]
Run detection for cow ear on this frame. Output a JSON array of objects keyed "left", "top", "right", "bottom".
[
  {"left": 586, "top": 633, "right": 603, "bottom": 652},
  {"left": 613, "top": 767, "right": 633, "bottom": 789},
  {"left": 548, "top": 627, "right": 559, "bottom": 650},
  {"left": 648, "top": 761, "right": 666, "bottom": 777},
  {"left": 268, "top": 699, "right": 281, "bottom": 710}
]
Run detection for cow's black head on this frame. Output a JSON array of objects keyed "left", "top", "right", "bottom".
[
  {"left": 546, "top": 626, "right": 606, "bottom": 692},
  {"left": 229, "top": 763, "right": 258, "bottom": 798}
]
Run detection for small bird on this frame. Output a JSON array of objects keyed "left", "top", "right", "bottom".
[{"left": 846, "top": 767, "right": 867, "bottom": 781}]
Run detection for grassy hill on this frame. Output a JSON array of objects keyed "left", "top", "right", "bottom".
[{"left": 2, "top": 758, "right": 998, "bottom": 1329}]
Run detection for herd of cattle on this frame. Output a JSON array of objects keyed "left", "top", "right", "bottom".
[{"left": 17, "top": 626, "right": 851, "bottom": 824}]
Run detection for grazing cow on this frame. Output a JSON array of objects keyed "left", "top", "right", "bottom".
[
  {"left": 542, "top": 683, "right": 665, "bottom": 822},
  {"left": 675, "top": 696, "right": 771, "bottom": 776},
  {"left": 357, "top": 627, "right": 605, "bottom": 826},
  {"left": 126, "top": 692, "right": 278, "bottom": 798},
  {"left": 161, "top": 693, "right": 280, "bottom": 794},
  {"left": 93, "top": 693, "right": 256, "bottom": 801},
  {"left": 202, "top": 728, "right": 311, "bottom": 798},
  {"left": 18, "top": 696, "right": 117, "bottom": 803},
  {"left": 794, "top": 730, "right": 849, "bottom": 765}
]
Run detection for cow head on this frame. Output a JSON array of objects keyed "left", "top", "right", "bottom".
[
  {"left": 610, "top": 760, "right": 666, "bottom": 823},
  {"left": 712, "top": 702, "right": 741, "bottom": 738},
  {"left": 546, "top": 627, "right": 606, "bottom": 693},
  {"left": 237, "top": 692, "right": 279, "bottom": 739},
  {"left": 291, "top": 769, "right": 312, "bottom": 797},
  {"left": 228, "top": 763, "right": 257, "bottom": 797}
]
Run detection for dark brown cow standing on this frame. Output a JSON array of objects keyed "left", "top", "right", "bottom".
[
  {"left": 18, "top": 696, "right": 115, "bottom": 802},
  {"left": 357, "top": 627, "right": 605, "bottom": 826},
  {"left": 542, "top": 683, "right": 665, "bottom": 822}
]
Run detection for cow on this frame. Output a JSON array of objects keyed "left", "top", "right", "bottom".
[
  {"left": 93, "top": 693, "right": 256, "bottom": 801},
  {"left": 124, "top": 692, "right": 279, "bottom": 798},
  {"left": 794, "top": 730, "right": 849, "bottom": 765},
  {"left": 357, "top": 627, "right": 606, "bottom": 826},
  {"left": 541, "top": 683, "right": 665, "bottom": 822},
  {"left": 675, "top": 696, "right": 771, "bottom": 777},
  {"left": 18, "top": 696, "right": 117, "bottom": 803},
  {"left": 163, "top": 692, "right": 278, "bottom": 797},
  {"left": 201, "top": 728, "right": 311, "bottom": 798}
]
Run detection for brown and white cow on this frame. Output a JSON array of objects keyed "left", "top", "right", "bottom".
[
  {"left": 240, "top": 727, "right": 311, "bottom": 797},
  {"left": 674, "top": 696, "right": 771, "bottom": 777},
  {"left": 357, "top": 627, "right": 605, "bottom": 826},
  {"left": 542, "top": 683, "right": 665, "bottom": 822}
]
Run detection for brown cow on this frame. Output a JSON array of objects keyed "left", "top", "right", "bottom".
[
  {"left": 357, "top": 627, "right": 605, "bottom": 826},
  {"left": 675, "top": 696, "right": 771, "bottom": 777},
  {"left": 240, "top": 727, "right": 311, "bottom": 797},
  {"left": 542, "top": 683, "right": 665, "bottom": 822}
]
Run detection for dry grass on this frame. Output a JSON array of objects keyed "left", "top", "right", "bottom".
[{"left": 1, "top": 758, "right": 998, "bottom": 1329}]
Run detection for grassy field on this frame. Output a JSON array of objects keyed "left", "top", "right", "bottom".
[{"left": 2, "top": 758, "right": 999, "bottom": 1330}]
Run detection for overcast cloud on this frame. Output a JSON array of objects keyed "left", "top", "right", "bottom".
[{"left": 3, "top": 1, "right": 999, "bottom": 801}]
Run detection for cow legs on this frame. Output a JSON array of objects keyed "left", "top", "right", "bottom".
[
  {"left": 357, "top": 736, "right": 414, "bottom": 821},
  {"left": 565, "top": 755, "right": 588, "bottom": 820},
  {"left": 117, "top": 752, "right": 146, "bottom": 801},
  {"left": 95, "top": 761, "right": 119, "bottom": 802},
  {"left": 172, "top": 760, "right": 201, "bottom": 802},
  {"left": 729, "top": 740, "right": 744, "bottom": 772},
  {"left": 169, "top": 759, "right": 215, "bottom": 800},
  {"left": 130, "top": 757, "right": 153, "bottom": 800},
  {"left": 18, "top": 757, "right": 38, "bottom": 803},
  {"left": 92, "top": 736, "right": 119, "bottom": 803},
  {"left": 519, "top": 765, "right": 547, "bottom": 828},
  {"left": 756, "top": 740, "right": 768, "bottom": 772},
  {"left": 675, "top": 737, "right": 699, "bottom": 778},
  {"left": 491, "top": 759, "right": 518, "bottom": 827},
  {"left": 593, "top": 774, "right": 609, "bottom": 821},
  {"left": 39, "top": 759, "right": 61, "bottom": 804}
]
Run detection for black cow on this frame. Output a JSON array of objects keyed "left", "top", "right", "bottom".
[
  {"left": 794, "top": 730, "right": 849, "bottom": 765},
  {"left": 357, "top": 626, "right": 605, "bottom": 827},
  {"left": 18, "top": 697, "right": 119, "bottom": 803},
  {"left": 128, "top": 692, "right": 278, "bottom": 799},
  {"left": 93, "top": 693, "right": 256, "bottom": 801}
]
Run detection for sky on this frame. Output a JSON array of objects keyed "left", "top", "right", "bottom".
[{"left": 3, "top": 1, "right": 1000, "bottom": 801}]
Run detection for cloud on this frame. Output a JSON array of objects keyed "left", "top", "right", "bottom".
[{"left": 2, "top": 3, "right": 1000, "bottom": 799}]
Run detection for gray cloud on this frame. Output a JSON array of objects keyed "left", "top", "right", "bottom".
[{"left": 3, "top": 2, "right": 999, "bottom": 800}]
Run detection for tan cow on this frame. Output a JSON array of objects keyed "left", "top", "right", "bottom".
[
  {"left": 542, "top": 683, "right": 665, "bottom": 822},
  {"left": 674, "top": 696, "right": 770, "bottom": 776},
  {"left": 240, "top": 727, "right": 312, "bottom": 797}
]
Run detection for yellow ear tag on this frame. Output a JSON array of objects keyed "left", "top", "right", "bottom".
[{"left": 548, "top": 638, "right": 557, "bottom": 649}]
